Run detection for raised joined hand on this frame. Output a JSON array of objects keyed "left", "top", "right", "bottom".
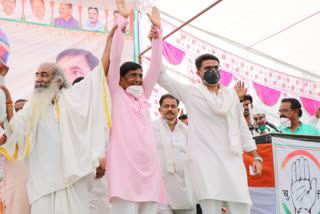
[
  {"left": 147, "top": 6, "right": 161, "bottom": 29},
  {"left": 116, "top": 0, "right": 131, "bottom": 19}
]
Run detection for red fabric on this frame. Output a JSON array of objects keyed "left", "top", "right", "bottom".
[{"left": 243, "top": 143, "right": 275, "bottom": 187}]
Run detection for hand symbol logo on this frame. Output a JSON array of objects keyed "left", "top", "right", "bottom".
[{"left": 291, "top": 157, "right": 317, "bottom": 214}]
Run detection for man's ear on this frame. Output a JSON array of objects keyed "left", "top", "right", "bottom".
[
  {"left": 119, "top": 77, "right": 127, "bottom": 89},
  {"left": 196, "top": 70, "right": 201, "bottom": 77},
  {"left": 57, "top": 79, "right": 63, "bottom": 87},
  {"left": 158, "top": 107, "right": 161, "bottom": 113}
]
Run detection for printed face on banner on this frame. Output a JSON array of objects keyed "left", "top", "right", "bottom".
[
  {"left": 0, "top": 0, "right": 22, "bottom": 21},
  {"left": 275, "top": 143, "right": 320, "bottom": 214},
  {"left": 82, "top": 7, "right": 106, "bottom": 32},
  {"left": 56, "top": 49, "right": 99, "bottom": 84},
  {"left": 53, "top": 3, "right": 79, "bottom": 29},
  {"left": 25, "top": 0, "right": 51, "bottom": 25}
]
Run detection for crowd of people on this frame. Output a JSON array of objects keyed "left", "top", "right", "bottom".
[{"left": 0, "top": 0, "right": 319, "bottom": 214}]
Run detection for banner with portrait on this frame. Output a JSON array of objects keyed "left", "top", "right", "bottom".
[
  {"left": 0, "top": 0, "right": 136, "bottom": 100},
  {"left": 273, "top": 136, "right": 320, "bottom": 214}
]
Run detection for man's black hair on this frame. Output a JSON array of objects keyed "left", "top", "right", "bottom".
[
  {"left": 195, "top": 53, "right": 220, "bottom": 71},
  {"left": 120, "top": 62, "right": 142, "bottom": 78},
  {"left": 88, "top": 7, "right": 99, "bottom": 13},
  {"left": 281, "top": 98, "right": 303, "bottom": 117},
  {"left": 243, "top": 95, "right": 253, "bottom": 104},
  {"left": 14, "top": 99, "right": 28, "bottom": 104},
  {"left": 159, "top": 94, "right": 179, "bottom": 106}
]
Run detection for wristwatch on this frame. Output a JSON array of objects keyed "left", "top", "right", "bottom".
[{"left": 253, "top": 157, "right": 263, "bottom": 163}]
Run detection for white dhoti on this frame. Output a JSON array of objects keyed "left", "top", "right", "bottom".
[
  {"left": 88, "top": 174, "right": 111, "bottom": 214},
  {"left": 157, "top": 204, "right": 196, "bottom": 214},
  {"left": 199, "top": 199, "right": 250, "bottom": 214},
  {"left": 31, "top": 177, "right": 89, "bottom": 214},
  {"left": 112, "top": 197, "right": 158, "bottom": 214}
]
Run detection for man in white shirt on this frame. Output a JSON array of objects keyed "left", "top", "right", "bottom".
[
  {"left": 152, "top": 94, "right": 196, "bottom": 214},
  {"left": 308, "top": 106, "right": 320, "bottom": 128},
  {"left": 157, "top": 53, "right": 262, "bottom": 214},
  {"left": 0, "top": 27, "right": 115, "bottom": 214}
]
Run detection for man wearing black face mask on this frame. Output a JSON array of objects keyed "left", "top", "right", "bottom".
[{"left": 157, "top": 53, "right": 262, "bottom": 214}]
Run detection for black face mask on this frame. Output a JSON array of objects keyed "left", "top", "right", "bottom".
[{"left": 202, "top": 68, "right": 220, "bottom": 86}]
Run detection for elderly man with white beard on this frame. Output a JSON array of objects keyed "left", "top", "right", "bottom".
[
  {"left": 152, "top": 94, "right": 197, "bottom": 214},
  {"left": 0, "top": 28, "right": 115, "bottom": 214}
]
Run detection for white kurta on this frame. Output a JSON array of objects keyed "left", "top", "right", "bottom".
[
  {"left": 308, "top": 117, "right": 319, "bottom": 129},
  {"left": 0, "top": 76, "right": 6, "bottom": 123},
  {"left": 152, "top": 119, "right": 196, "bottom": 210},
  {"left": 0, "top": 64, "right": 111, "bottom": 212},
  {"left": 157, "top": 67, "right": 257, "bottom": 204}
]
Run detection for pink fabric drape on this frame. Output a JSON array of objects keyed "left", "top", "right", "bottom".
[
  {"left": 253, "top": 82, "right": 281, "bottom": 106},
  {"left": 300, "top": 96, "right": 320, "bottom": 116},
  {"left": 220, "top": 69, "right": 233, "bottom": 87},
  {"left": 162, "top": 41, "right": 185, "bottom": 65}
]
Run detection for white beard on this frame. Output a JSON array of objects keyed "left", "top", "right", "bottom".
[{"left": 31, "top": 81, "right": 60, "bottom": 125}]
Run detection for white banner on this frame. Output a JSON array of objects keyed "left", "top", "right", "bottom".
[{"left": 273, "top": 137, "right": 320, "bottom": 214}]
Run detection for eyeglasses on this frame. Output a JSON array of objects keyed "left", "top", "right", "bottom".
[
  {"left": 34, "top": 72, "right": 53, "bottom": 79},
  {"left": 253, "top": 116, "right": 265, "bottom": 121},
  {"left": 278, "top": 109, "right": 293, "bottom": 114},
  {"left": 162, "top": 104, "right": 178, "bottom": 109}
]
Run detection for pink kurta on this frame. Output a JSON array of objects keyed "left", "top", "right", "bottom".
[
  {"left": 106, "top": 15, "right": 167, "bottom": 204},
  {"left": 3, "top": 159, "right": 31, "bottom": 214}
]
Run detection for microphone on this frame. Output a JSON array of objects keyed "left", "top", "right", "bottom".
[{"left": 261, "top": 118, "right": 282, "bottom": 133}]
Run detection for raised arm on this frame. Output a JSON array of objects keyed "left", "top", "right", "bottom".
[
  {"left": 0, "top": 62, "right": 10, "bottom": 122},
  {"left": 0, "top": 85, "right": 13, "bottom": 121},
  {"left": 101, "top": 25, "right": 118, "bottom": 76},
  {"left": 142, "top": 7, "right": 163, "bottom": 98},
  {"left": 107, "top": 0, "right": 130, "bottom": 91},
  {"left": 157, "top": 64, "right": 191, "bottom": 103}
]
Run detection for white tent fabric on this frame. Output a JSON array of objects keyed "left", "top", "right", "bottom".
[{"left": 156, "top": 0, "right": 320, "bottom": 80}]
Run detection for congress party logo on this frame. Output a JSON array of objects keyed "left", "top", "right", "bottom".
[{"left": 280, "top": 150, "right": 320, "bottom": 214}]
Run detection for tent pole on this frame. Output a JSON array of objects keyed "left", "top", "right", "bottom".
[{"left": 138, "top": 0, "right": 223, "bottom": 58}]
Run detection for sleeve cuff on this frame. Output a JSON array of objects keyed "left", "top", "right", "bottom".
[
  {"left": 243, "top": 144, "right": 257, "bottom": 153},
  {"left": 117, "top": 15, "right": 129, "bottom": 30}
]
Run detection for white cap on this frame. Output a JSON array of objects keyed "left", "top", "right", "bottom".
[{"left": 252, "top": 107, "right": 264, "bottom": 116}]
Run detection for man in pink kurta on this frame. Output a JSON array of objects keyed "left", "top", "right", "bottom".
[
  {"left": 0, "top": 100, "right": 31, "bottom": 214},
  {"left": 2, "top": 159, "right": 30, "bottom": 214},
  {"left": 106, "top": 4, "right": 167, "bottom": 214}
]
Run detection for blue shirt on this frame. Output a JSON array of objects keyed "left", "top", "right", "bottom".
[
  {"left": 276, "top": 122, "right": 320, "bottom": 135},
  {"left": 86, "top": 20, "right": 105, "bottom": 31}
]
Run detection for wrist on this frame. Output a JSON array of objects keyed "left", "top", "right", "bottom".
[
  {"left": 253, "top": 156, "right": 263, "bottom": 163},
  {"left": 6, "top": 100, "right": 13, "bottom": 106}
]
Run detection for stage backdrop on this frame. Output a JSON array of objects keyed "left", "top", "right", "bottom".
[{"left": 0, "top": 0, "right": 137, "bottom": 101}]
